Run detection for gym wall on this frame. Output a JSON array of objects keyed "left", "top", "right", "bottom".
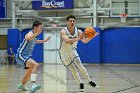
[
  {"left": 7, "top": 29, "right": 43, "bottom": 63},
  {"left": 7, "top": 27, "right": 140, "bottom": 64},
  {"left": 78, "top": 27, "right": 140, "bottom": 64}
]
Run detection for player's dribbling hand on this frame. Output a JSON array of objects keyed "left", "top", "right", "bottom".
[
  {"left": 79, "top": 33, "right": 85, "bottom": 40},
  {"left": 44, "top": 36, "right": 51, "bottom": 42},
  {"left": 95, "top": 32, "right": 100, "bottom": 36},
  {"left": 47, "top": 36, "right": 51, "bottom": 40}
]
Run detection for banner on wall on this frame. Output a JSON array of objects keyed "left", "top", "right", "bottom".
[
  {"left": 0, "top": 0, "right": 6, "bottom": 18},
  {"left": 32, "top": 0, "right": 73, "bottom": 10}
]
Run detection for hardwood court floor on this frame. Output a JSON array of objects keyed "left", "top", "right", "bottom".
[{"left": 0, "top": 63, "right": 140, "bottom": 93}]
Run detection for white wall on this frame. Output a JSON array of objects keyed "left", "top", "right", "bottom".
[
  {"left": 43, "top": 30, "right": 61, "bottom": 64},
  {"left": 0, "top": 28, "right": 7, "bottom": 35}
]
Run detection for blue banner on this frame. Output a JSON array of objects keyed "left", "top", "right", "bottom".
[
  {"left": 0, "top": 0, "right": 6, "bottom": 18},
  {"left": 32, "top": 0, "right": 73, "bottom": 10}
]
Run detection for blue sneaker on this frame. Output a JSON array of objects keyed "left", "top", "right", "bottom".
[
  {"left": 30, "top": 85, "right": 41, "bottom": 93},
  {"left": 17, "top": 83, "right": 29, "bottom": 91}
]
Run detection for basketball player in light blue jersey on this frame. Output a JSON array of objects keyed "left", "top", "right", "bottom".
[
  {"left": 59, "top": 15, "right": 99, "bottom": 92},
  {"left": 16, "top": 21, "right": 51, "bottom": 93}
]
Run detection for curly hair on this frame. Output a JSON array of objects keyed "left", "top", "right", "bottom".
[{"left": 66, "top": 15, "right": 76, "bottom": 21}]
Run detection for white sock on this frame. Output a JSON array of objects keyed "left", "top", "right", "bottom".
[{"left": 31, "top": 74, "right": 37, "bottom": 82}]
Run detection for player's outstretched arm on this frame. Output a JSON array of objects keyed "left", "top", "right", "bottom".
[
  {"left": 79, "top": 29, "right": 99, "bottom": 43},
  {"left": 79, "top": 30, "right": 92, "bottom": 43},
  {"left": 36, "top": 36, "right": 51, "bottom": 44},
  {"left": 25, "top": 31, "right": 40, "bottom": 41}
]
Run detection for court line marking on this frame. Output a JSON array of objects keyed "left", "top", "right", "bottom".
[
  {"left": 45, "top": 71, "right": 67, "bottom": 85},
  {"left": 103, "top": 66, "right": 138, "bottom": 86},
  {"left": 103, "top": 65, "right": 140, "bottom": 93},
  {"left": 112, "top": 85, "right": 140, "bottom": 93}
]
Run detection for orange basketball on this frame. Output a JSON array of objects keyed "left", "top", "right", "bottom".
[{"left": 84, "top": 27, "right": 96, "bottom": 38}]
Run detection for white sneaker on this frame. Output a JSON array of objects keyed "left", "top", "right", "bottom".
[
  {"left": 30, "top": 85, "right": 41, "bottom": 93},
  {"left": 17, "top": 83, "right": 29, "bottom": 91}
]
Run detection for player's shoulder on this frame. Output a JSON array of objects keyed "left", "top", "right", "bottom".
[
  {"left": 26, "top": 31, "right": 33, "bottom": 36},
  {"left": 77, "top": 29, "right": 83, "bottom": 33},
  {"left": 60, "top": 28, "right": 67, "bottom": 34},
  {"left": 25, "top": 30, "right": 33, "bottom": 39},
  {"left": 61, "top": 28, "right": 66, "bottom": 32},
  {"left": 75, "top": 27, "right": 81, "bottom": 31}
]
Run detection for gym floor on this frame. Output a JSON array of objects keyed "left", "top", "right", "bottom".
[{"left": 0, "top": 63, "right": 140, "bottom": 93}]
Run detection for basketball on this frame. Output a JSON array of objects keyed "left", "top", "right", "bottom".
[{"left": 84, "top": 27, "right": 96, "bottom": 38}]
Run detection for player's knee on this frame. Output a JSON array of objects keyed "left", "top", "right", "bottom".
[
  {"left": 70, "top": 68, "right": 77, "bottom": 73},
  {"left": 34, "top": 63, "right": 40, "bottom": 69}
]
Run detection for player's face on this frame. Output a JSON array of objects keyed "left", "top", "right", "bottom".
[
  {"left": 67, "top": 18, "right": 76, "bottom": 27},
  {"left": 36, "top": 24, "right": 44, "bottom": 33}
]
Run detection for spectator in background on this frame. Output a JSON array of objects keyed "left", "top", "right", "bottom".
[{"left": 7, "top": 45, "right": 15, "bottom": 64}]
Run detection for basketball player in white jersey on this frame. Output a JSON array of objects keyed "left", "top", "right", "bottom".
[
  {"left": 59, "top": 15, "right": 99, "bottom": 92},
  {"left": 15, "top": 21, "right": 51, "bottom": 93}
]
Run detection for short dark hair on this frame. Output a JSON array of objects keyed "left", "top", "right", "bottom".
[
  {"left": 32, "top": 20, "right": 42, "bottom": 29},
  {"left": 9, "top": 45, "right": 13, "bottom": 48},
  {"left": 66, "top": 15, "right": 76, "bottom": 21}
]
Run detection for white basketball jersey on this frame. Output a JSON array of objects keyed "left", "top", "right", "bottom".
[{"left": 60, "top": 27, "right": 79, "bottom": 52}]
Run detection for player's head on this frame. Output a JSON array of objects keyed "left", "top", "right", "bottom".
[
  {"left": 66, "top": 15, "right": 76, "bottom": 27},
  {"left": 32, "top": 20, "right": 44, "bottom": 32},
  {"left": 9, "top": 45, "right": 13, "bottom": 48}
]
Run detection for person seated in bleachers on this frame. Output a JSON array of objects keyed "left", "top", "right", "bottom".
[{"left": 7, "top": 45, "right": 15, "bottom": 64}]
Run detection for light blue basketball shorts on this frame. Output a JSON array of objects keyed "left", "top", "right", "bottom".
[{"left": 15, "top": 54, "right": 30, "bottom": 68}]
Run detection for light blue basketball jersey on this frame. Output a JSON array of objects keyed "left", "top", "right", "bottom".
[{"left": 17, "top": 31, "right": 37, "bottom": 56}]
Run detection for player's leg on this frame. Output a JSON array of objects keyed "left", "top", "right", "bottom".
[
  {"left": 22, "top": 67, "right": 32, "bottom": 85},
  {"left": 16, "top": 54, "right": 30, "bottom": 91},
  {"left": 60, "top": 51, "right": 83, "bottom": 84},
  {"left": 68, "top": 63, "right": 84, "bottom": 92},
  {"left": 17, "top": 67, "right": 32, "bottom": 91},
  {"left": 68, "top": 63, "right": 83, "bottom": 84},
  {"left": 26, "top": 58, "right": 41, "bottom": 93},
  {"left": 73, "top": 52, "right": 99, "bottom": 88},
  {"left": 74, "top": 56, "right": 91, "bottom": 81},
  {"left": 74, "top": 58, "right": 98, "bottom": 88},
  {"left": 59, "top": 51, "right": 84, "bottom": 91}
]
